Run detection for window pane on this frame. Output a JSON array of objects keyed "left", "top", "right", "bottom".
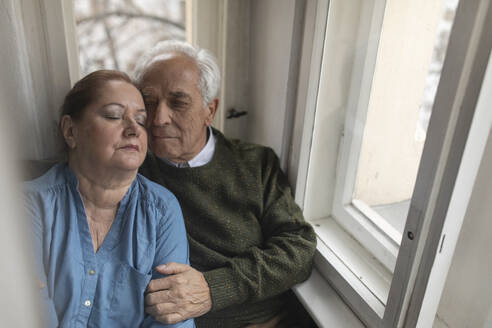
[
  {"left": 353, "top": 0, "right": 458, "bottom": 240},
  {"left": 73, "top": 0, "right": 186, "bottom": 76}
]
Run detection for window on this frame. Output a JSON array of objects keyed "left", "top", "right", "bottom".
[
  {"left": 3, "top": 0, "right": 226, "bottom": 159},
  {"left": 350, "top": 0, "right": 456, "bottom": 240},
  {"left": 72, "top": 0, "right": 227, "bottom": 129},
  {"left": 331, "top": 0, "right": 458, "bottom": 274},
  {"left": 73, "top": 0, "right": 187, "bottom": 76},
  {"left": 294, "top": 0, "right": 492, "bottom": 326}
]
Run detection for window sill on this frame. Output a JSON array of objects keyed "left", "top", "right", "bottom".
[
  {"left": 299, "top": 216, "right": 393, "bottom": 326},
  {"left": 332, "top": 203, "right": 400, "bottom": 272},
  {"left": 294, "top": 268, "right": 365, "bottom": 328}
]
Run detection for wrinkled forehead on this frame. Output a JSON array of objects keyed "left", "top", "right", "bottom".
[
  {"left": 139, "top": 55, "right": 202, "bottom": 98},
  {"left": 141, "top": 54, "right": 200, "bottom": 83}
]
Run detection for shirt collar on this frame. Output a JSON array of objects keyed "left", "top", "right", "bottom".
[{"left": 159, "top": 126, "right": 216, "bottom": 168}]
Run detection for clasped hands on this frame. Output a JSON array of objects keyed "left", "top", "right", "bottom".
[{"left": 145, "top": 262, "right": 212, "bottom": 324}]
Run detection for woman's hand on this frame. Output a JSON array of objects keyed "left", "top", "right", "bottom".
[{"left": 145, "top": 262, "right": 212, "bottom": 324}]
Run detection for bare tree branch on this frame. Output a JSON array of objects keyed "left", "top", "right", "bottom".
[
  {"left": 103, "top": 23, "right": 120, "bottom": 69},
  {"left": 74, "top": 0, "right": 186, "bottom": 76},
  {"left": 76, "top": 11, "right": 185, "bottom": 31},
  {"left": 102, "top": 0, "right": 120, "bottom": 69},
  {"left": 123, "top": 0, "right": 145, "bottom": 14},
  {"left": 117, "top": 24, "right": 184, "bottom": 47}
]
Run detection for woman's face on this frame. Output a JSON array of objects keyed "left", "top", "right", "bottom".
[{"left": 68, "top": 80, "right": 148, "bottom": 173}]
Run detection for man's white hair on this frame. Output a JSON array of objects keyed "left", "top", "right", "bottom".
[{"left": 133, "top": 40, "right": 221, "bottom": 106}]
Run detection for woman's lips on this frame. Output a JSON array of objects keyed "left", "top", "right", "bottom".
[{"left": 120, "top": 144, "right": 139, "bottom": 151}]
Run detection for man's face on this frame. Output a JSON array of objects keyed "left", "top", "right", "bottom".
[{"left": 140, "top": 55, "right": 216, "bottom": 163}]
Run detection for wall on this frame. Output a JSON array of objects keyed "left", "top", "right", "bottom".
[
  {"left": 434, "top": 101, "right": 492, "bottom": 327},
  {"left": 233, "top": 0, "right": 297, "bottom": 157},
  {"left": 221, "top": 0, "right": 251, "bottom": 141}
]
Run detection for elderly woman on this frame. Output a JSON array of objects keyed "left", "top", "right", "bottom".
[{"left": 23, "top": 70, "right": 194, "bottom": 327}]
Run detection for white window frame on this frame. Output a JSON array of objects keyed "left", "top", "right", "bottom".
[
  {"left": 329, "top": 0, "right": 401, "bottom": 273},
  {"left": 41, "top": 1, "right": 81, "bottom": 94},
  {"left": 293, "top": 0, "right": 492, "bottom": 327}
]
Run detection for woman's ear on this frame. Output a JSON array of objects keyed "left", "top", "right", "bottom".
[{"left": 60, "top": 115, "right": 77, "bottom": 149}]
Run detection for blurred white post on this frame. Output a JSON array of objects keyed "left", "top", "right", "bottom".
[
  {"left": 0, "top": 0, "right": 51, "bottom": 325},
  {"left": 0, "top": 110, "right": 42, "bottom": 327}
]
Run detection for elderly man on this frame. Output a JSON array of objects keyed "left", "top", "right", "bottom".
[{"left": 135, "top": 40, "right": 316, "bottom": 328}]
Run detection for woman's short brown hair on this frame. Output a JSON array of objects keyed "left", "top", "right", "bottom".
[{"left": 60, "top": 69, "right": 134, "bottom": 122}]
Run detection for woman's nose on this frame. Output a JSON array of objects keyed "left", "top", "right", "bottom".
[{"left": 123, "top": 117, "right": 140, "bottom": 137}]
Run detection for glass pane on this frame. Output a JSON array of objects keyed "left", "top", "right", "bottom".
[
  {"left": 73, "top": 0, "right": 186, "bottom": 76},
  {"left": 353, "top": 0, "right": 459, "bottom": 241}
]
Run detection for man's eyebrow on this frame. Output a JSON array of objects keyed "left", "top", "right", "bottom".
[
  {"left": 169, "top": 91, "right": 192, "bottom": 101},
  {"left": 141, "top": 87, "right": 157, "bottom": 96}
]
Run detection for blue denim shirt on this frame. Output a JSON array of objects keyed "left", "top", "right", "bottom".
[{"left": 23, "top": 163, "right": 195, "bottom": 328}]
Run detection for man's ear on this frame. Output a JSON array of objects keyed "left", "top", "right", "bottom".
[
  {"left": 205, "top": 98, "right": 219, "bottom": 126},
  {"left": 60, "top": 115, "right": 77, "bottom": 149}
]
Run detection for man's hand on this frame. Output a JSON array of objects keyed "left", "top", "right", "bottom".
[{"left": 145, "top": 262, "right": 212, "bottom": 324}]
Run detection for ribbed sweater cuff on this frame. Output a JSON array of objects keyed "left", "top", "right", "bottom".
[{"left": 203, "top": 267, "right": 243, "bottom": 312}]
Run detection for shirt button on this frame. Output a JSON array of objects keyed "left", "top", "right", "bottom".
[
  {"left": 89, "top": 269, "right": 95, "bottom": 275},
  {"left": 84, "top": 300, "right": 91, "bottom": 307}
]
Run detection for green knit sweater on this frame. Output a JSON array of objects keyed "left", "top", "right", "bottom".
[{"left": 140, "top": 129, "right": 316, "bottom": 327}]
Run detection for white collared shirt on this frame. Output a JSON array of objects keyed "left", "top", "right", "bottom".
[{"left": 159, "top": 127, "right": 216, "bottom": 168}]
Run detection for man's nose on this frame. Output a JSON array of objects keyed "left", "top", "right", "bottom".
[{"left": 152, "top": 101, "right": 172, "bottom": 126}]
